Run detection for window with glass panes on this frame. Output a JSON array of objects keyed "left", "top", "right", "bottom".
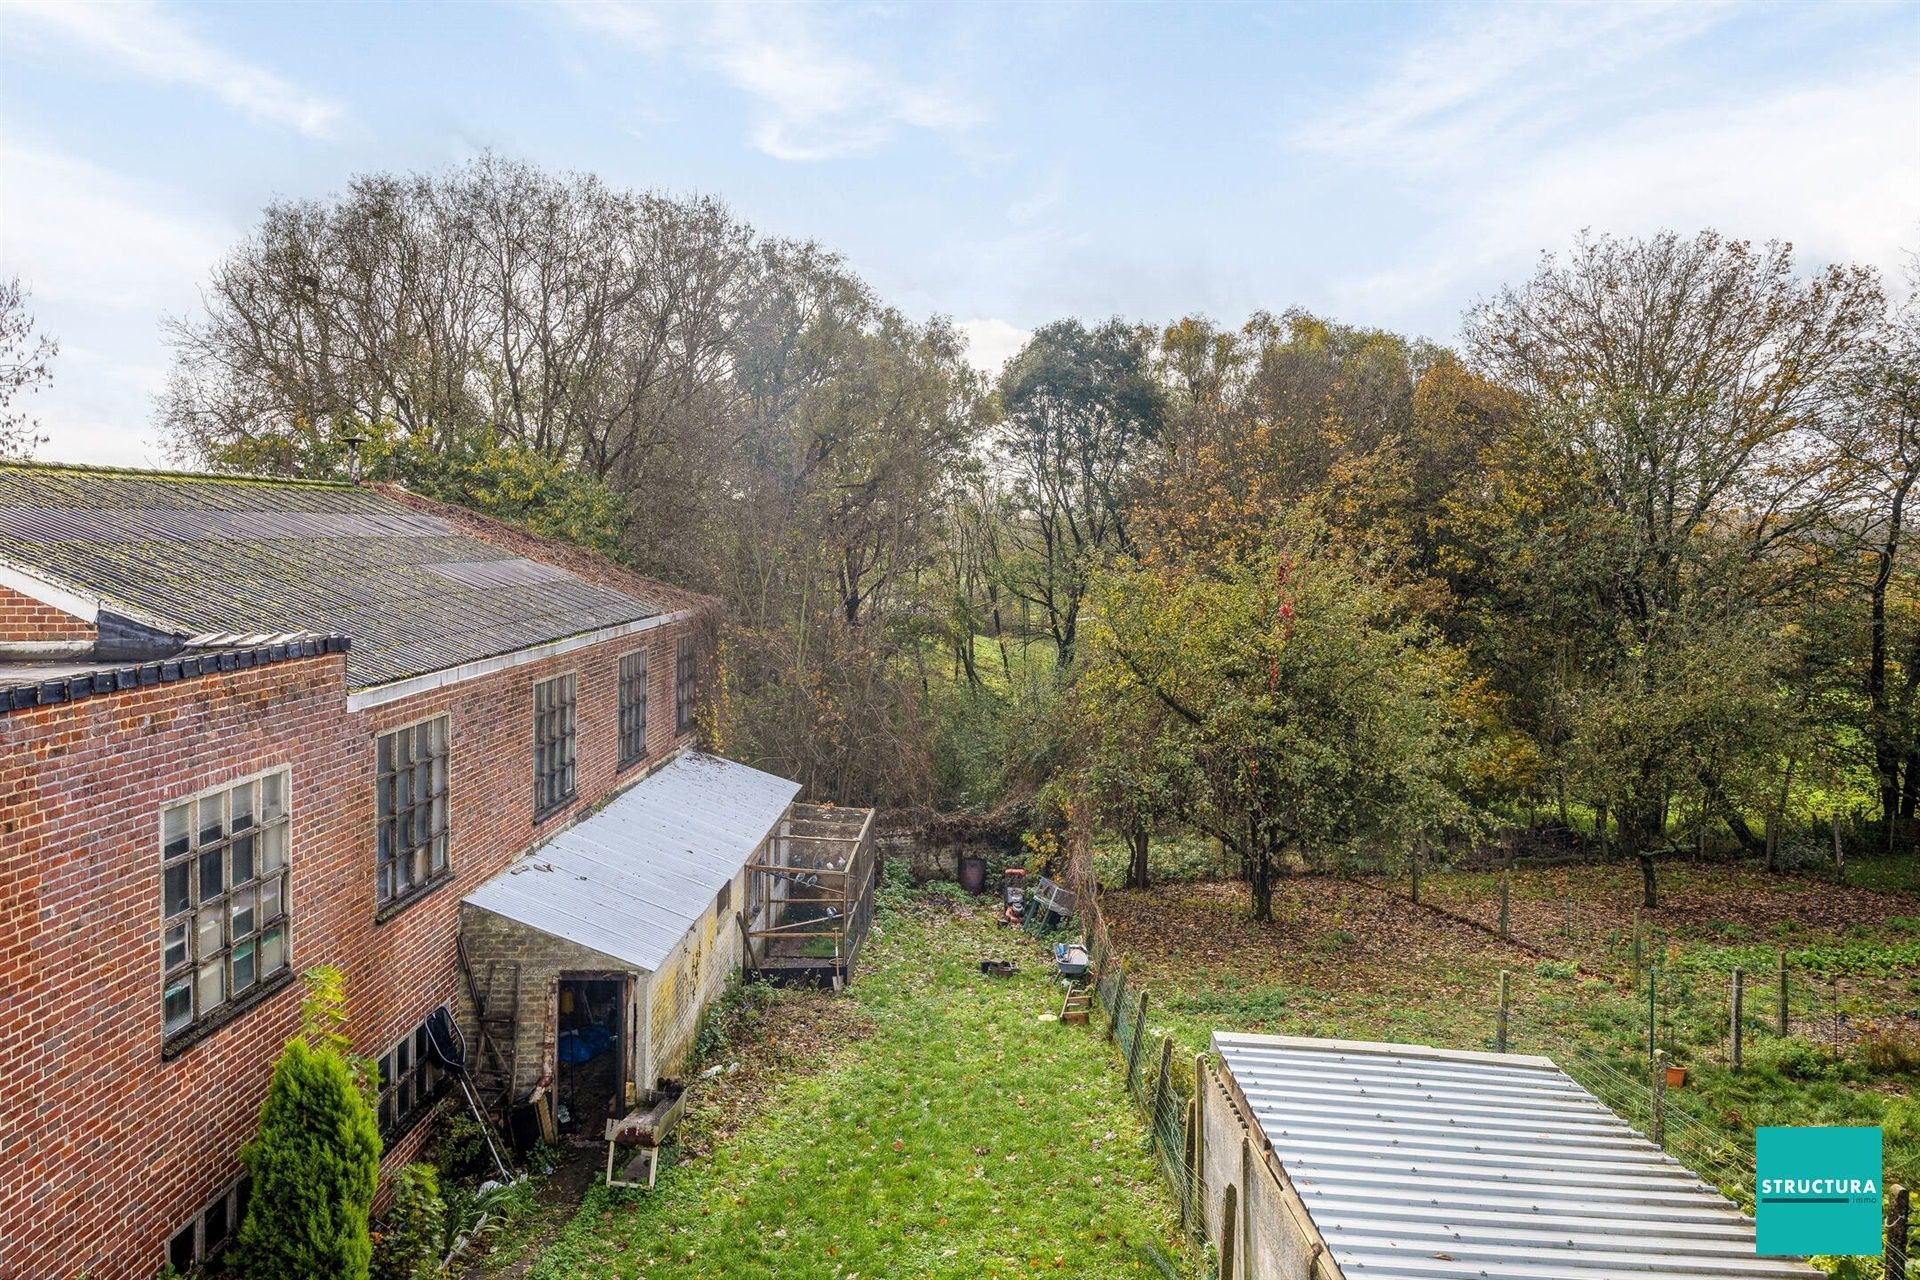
[
  {"left": 618, "top": 650, "right": 649, "bottom": 768},
  {"left": 376, "top": 716, "right": 450, "bottom": 907},
  {"left": 533, "top": 674, "right": 577, "bottom": 817},
  {"left": 160, "top": 771, "right": 290, "bottom": 1040},
  {"left": 377, "top": 1011, "right": 447, "bottom": 1140},
  {"left": 167, "top": 1176, "right": 250, "bottom": 1273},
  {"left": 675, "top": 635, "right": 695, "bottom": 732}
]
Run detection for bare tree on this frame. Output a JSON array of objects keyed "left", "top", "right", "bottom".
[{"left": 0, "top": 277, "right": 57, "bottom": 458}]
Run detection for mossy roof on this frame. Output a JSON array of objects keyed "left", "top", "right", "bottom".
[{"left": 0, "top": 462, "right": 664, "bottom": 690}]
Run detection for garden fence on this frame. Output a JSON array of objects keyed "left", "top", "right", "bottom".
[{"left": 1067, "top": 836, "right": 1916, "bottom": 1274}]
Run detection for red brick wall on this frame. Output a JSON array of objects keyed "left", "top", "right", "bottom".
[
  {"left": 0, "top": 583, "right": 95, "bottom": 644},
  {"left": 0, "top": 614, "right": 703, "bottom": 1279}
]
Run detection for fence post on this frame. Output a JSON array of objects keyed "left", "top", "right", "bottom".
[
  {"left": 1150, "top": 1034, "right": 1174, "bottom": 1131},
  {"left": 1127, "top": 991, "right": 1150, "bottom": 1091},
  {"left": 1887, "top": 1183, "right": 1910, "bottom": 1280},
  {"left": 1730, "top": 967, "right": 1743, "bottom": 1072},
  {"left": 1106, "top": 967, "right": 1124, "bottom": 1043},
  {"left": 1647, "top": 961, "right": 1659, "bottom": 1065},
  {"left": 1181, "top": 1100, "right": 1198, "bottom": 1231},
  {"left": 1496, "top": 970, "right": 1510, "bottom": 1053},
  {"left": 1411, "top": 841, "right": 1421, "bottom": 905},
  {"left": 1631, "top": 908, "right": 1643, "bottom": 983},
  {"left": 1777, "top": 949, "right": 1789, "bottom": 1036},
  {"left": 1651, "top": 1048, "right": 1667, "bottom": 1146},
  {"left": 1499, "top": 868, "right": 1511, "bottom": 941},
  {"left": 1191, "top": 1054, "right": 1208, "bottom": 1209}
]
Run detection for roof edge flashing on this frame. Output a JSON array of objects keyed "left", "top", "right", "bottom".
[
  {"left": 344, "top": 609, "right": 690, "bottom": 709},
  {"left": 1210, "top": 1031, "right": 1560, "bottom": 1072}
]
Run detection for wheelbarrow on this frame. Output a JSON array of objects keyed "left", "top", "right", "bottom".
[{"left": 1054, "top": 941, "right": 1091, "bottom": 980}]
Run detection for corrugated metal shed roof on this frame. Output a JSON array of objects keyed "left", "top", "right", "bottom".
[
  {"left": 1212, "top": 1033, "right": 1819, "bottom": 1280},
  {"left": 0, "top": 463, "right": 663, "bottom": 689},
  {"left": 463, "top": 752, "right": 801, "bottom": 973}
]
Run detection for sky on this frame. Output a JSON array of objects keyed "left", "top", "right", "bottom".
[{"left": 1, "top": 0, "right": 1917, "bottom": 468}]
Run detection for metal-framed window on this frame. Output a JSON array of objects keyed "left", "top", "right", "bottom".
[
  {"left": 161, "top": 770, "right": 291, "bottom": 1041},
  {"left": 376, "top": 716, "right": 450, "bottom": 908},
  {"left": 618, "top": 650, "right": 649, "bottom": 769},
  {"left": 675, "top": 636, "right": 696, "bottom": 733},
  {"left": 167, "top": 1175, "right": 250, "bottom": 1273},
  {"left": 533, "top": 673, "right": 577, "bottom": 818},
  {"left": 377, "top": 1011, "right": 448, "bottom": 1140}
]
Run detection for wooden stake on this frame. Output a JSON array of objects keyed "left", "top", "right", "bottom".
[
  {"left": 1777, "top": 948, "right": 1789, "bottom": 1036},
  {"left": 1411, "top": 841, "right": 1422, "bottom": 905},
  {"left": 1499, "top": 869, "right": 1511, "bottom": 941},
  {"left": 1150, "top": 1034, "right": 1174, "bottom": 1127},
  {"left": 1631, "top": 908, "right": 1643, "bottom": 983},
  {"left": 1497, "top": 970, "right": 1510, "bottom": 1053},
  {"left": 1887, "top": 1183, "right": 1910, "bottom": 1280},
  {"left": 1127, "top": 990, "right": 1150, "bottom": 1090},
  {"left": 1730, "top": 967, "right": 1743, "bottom": 1073}
]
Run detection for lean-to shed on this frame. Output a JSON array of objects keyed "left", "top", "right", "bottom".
[
  {"left": 456, "top": 752, "right": 808, "bottom": 1139},
  {"left": 1203, "top": 1033, "right": 1820, "bottom": 1280}
]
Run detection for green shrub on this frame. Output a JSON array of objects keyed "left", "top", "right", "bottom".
[
  {"left": 1751, "top": 1036, "right": 1837, "bottom": 1082},
  {"left": 1535, "top": 960, "right": 1578, "bottom": 980},
  {"left": 370, "top": 1164, "right": 444, "bottom": 1280},
  {"left": 235, "top": 1014, "right": 382, "bottom": 1278}
]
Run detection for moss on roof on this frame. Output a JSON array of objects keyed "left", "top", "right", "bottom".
[{"left": 0, "top": 462, "right": 675, "bottom": 690}]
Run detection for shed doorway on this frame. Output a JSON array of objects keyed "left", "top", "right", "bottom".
[{"left": 556, "top": 975, "right": 626, "bottom": 1141}]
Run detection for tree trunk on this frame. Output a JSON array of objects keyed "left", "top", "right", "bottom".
[
  {"left": 1250, "top": 847, "right": 1273, "bottom": 924},
  {"left": 1637, "top": 853, "right": 1659, "bottom": 910},
  {"left": 1126, "top": 824, "right": 1150, "bottom": 891}
]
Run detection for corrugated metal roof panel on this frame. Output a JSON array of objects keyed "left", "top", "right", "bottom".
[
  {"left": 1212, "top": 1033, "right": 1819, "bottom": 1280},
  {"left": 463, "top": 753, "right": 801, "bottom": 973}
]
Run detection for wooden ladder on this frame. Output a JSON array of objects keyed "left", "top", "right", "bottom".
[
  {"left": 457, "top": 936, "right": 521, "bottom": 1121},
  {"left": 1060, "top": 986, "right": 1092, "bottom": 1025}
]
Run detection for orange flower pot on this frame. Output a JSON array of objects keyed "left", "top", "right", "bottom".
[{"left": 1664, "top": 1065, "right": 1689, "bottom": 1087}]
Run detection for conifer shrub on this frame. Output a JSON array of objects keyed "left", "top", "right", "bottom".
[{"left": 234, "top": 969, "right": 382, "bottom": 1280}]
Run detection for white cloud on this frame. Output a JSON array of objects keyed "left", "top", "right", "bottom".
[
  {"left": 552, "top": 0, "right": 980, "bottom": 161},
  {"left": 958, "top": 318, "right": 1030, "bottom": 379},
  {"left": 1329, "top": 64, "right": 1920, "bottom": 332},
  {"left": 1296, "top": 0, "right": 1735, "bottom": 171},
  {"left": 0, "top": 138, "right": 229, "bottom": 312},
  {"left": 0, "top": 0, "right": 345, "bottom": 138},
  {"left": 0, "top": 139, "right": 229, "bottom": 466}
]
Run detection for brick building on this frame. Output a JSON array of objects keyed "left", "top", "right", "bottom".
[{"left": 0, "top": 461, "right": 822, "bottom": 1279}]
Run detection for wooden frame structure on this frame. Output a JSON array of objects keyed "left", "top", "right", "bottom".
[{"left": 744, "top": 803, "right": 878, "bottom": 989}]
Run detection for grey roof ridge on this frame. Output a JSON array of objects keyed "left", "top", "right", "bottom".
[{"left": 0, "top": 457, "right": 357, "bottom": 489}]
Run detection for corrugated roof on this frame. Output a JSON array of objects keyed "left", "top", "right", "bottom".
[
  {"left": 1212, "top": 1033, "right": 1819, "bottom": 1280},
  {"left": 0, "top": 463, "right": 664, "bottom": 690},
  {"left": 463, "top": 752, "right": 801, "bottom": 973}
]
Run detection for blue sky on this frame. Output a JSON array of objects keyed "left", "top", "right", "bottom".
[{"left": 2, "top": 0, "right": 1917, "bottom": 467}]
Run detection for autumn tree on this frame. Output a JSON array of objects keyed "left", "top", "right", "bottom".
[
  {"left": 1086, "top": 533, "right": 1477, "bottom": 922},
  {"left": 1463, "top": 231, "right": 1883, "bottom": 897}
]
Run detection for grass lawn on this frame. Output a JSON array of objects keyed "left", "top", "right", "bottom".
[
  {"left": 510, "top": 896, "right": 1192, "bottom": 1280},
  {"left": 1097, "top": 855, "right": 1920, "bottom": 1217}
]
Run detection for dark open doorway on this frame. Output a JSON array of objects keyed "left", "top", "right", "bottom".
[{"left": 555, "top": 975, "right": 626, "bottom": 1142}]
